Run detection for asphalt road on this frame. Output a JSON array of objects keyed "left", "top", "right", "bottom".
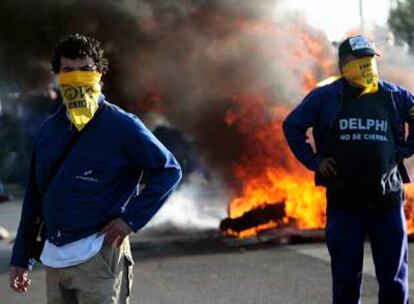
[
  {"left": 0, "top": 199, "right": 413, "bottom": 304},
  {"left": 0, "top": 236, "right": 413, "bottom": 304}
]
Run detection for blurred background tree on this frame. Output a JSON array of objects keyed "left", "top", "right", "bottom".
[{"left": 388, "top": 0, "right": 414, "bottom": 53}]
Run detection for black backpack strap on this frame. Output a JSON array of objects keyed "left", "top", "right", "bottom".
[{"left": 44, "top": 103, "right": 105, "bottom": 192}]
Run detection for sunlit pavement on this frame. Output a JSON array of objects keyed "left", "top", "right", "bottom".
[{"left": 0, "top": 201, "right": 413, "bottom": 303}]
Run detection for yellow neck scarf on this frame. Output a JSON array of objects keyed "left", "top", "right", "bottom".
[
  {"left": 58, "top": 71, "right": 102, "bottom": 131},
  {"left": 341, "top": 57, "right": 379, "bottom": 96}
]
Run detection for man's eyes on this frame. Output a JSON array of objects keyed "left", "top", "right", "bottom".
[
  {"left": 81, "top": 66, "right": 95, "bottom": 71},
  {"left": 61, "top": 66, "right": 95, "bottom": 72}
]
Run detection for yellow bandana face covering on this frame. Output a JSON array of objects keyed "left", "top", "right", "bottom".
[
  {"left": 342, "top": 57, "right": 379, "bottom": 96},
  {"left": 58, "top": 71, "right": 102, "bottom": 131}
]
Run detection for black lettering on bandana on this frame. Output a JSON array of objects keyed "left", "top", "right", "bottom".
[{"left": 67, "top": 100, "right": 87, "bottom": 109}]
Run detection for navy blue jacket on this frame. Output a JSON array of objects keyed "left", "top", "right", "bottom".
[
  {"left": 11, "top": 96, "right": 182, "bottom": 268},
  {"left": 283, "top": 78, "right": 414, "bottom": 186}
]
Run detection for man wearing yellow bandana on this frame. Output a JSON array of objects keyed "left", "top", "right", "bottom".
[
  {"left": 9, "top": 34, "right": 182, "bottom": 303},
  {"left": 284, "top": 35, "right": 413, "bottom": 303}
]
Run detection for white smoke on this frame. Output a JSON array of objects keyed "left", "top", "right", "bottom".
[{"left": 143, "top": 174, "right": 230, "bottom": 233}]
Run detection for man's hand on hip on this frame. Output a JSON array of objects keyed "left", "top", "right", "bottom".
[
  {"left": 9, "top": 266, "right": 30, "bottom": 293},
  {"left": 101, "top": 217, "right": 133, "bottom": 247},
  {"left": 318, "top": 158, "right": 337, "bottom": 181}
]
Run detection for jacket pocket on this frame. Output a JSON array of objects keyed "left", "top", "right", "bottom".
[
  {"left": 124, "top": 254, "right": 134, "bottom": 297},
  {"left": 123, "top": 240, "right": 134, "bottom": 297}
]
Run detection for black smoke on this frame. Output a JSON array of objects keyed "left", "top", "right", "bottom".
[{"left": 0, "top": 0, "right": 334, "bottom": 188}]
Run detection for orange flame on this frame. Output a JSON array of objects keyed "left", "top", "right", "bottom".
[
  {"left": 402, "top": 184, "right": 414, "bottom": 234},
  {"left": 226, "top": 102, "right": 327, "bottom": 237}
]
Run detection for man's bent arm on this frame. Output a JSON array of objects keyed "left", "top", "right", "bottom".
[
  {"left": 283, "top": 91, "right": 322, "bottom": 171},
  {"left": 396, "top": 88, "right": 414, "bottom": 160},
  {"left": 120, "top": 117, "right": 182, "bottom": 232}
]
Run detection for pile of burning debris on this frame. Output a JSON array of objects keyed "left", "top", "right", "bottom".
[{"left": 220, "top": 197, "right": 414, "bottom": 242}]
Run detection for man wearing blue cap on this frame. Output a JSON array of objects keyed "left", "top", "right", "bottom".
[{"left": 283, "top": 35, "right": 412, "bottom": 303}]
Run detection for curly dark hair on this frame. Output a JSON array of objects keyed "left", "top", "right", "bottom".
[{"left": 51, "top": 33, "right": 109, "bottom": 74}]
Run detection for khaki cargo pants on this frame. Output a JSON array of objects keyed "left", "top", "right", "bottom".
[{"left": 45, "top": 237, "right": 134, "bottom": 304}]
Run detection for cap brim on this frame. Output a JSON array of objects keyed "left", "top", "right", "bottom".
[{"left": 353, "top": 48, "right": 380, "bottom": 57}]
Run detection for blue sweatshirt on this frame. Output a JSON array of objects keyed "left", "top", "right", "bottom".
[
  {"left": 283, "top": 79, "right": 414, "bottom": 186},
  {"left": 11, "top": 96, "right": 182, "bottom": 268}
]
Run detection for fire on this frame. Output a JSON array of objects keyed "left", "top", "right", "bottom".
[
  {"left": 228, "top": 167, "right": 326, "bottom": 238},
  {"left": 225, "top": 94, "right": 327, "bottom": 238},
  {"left": 403, "top": 184, "right": 414, "bottom": 234}
]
